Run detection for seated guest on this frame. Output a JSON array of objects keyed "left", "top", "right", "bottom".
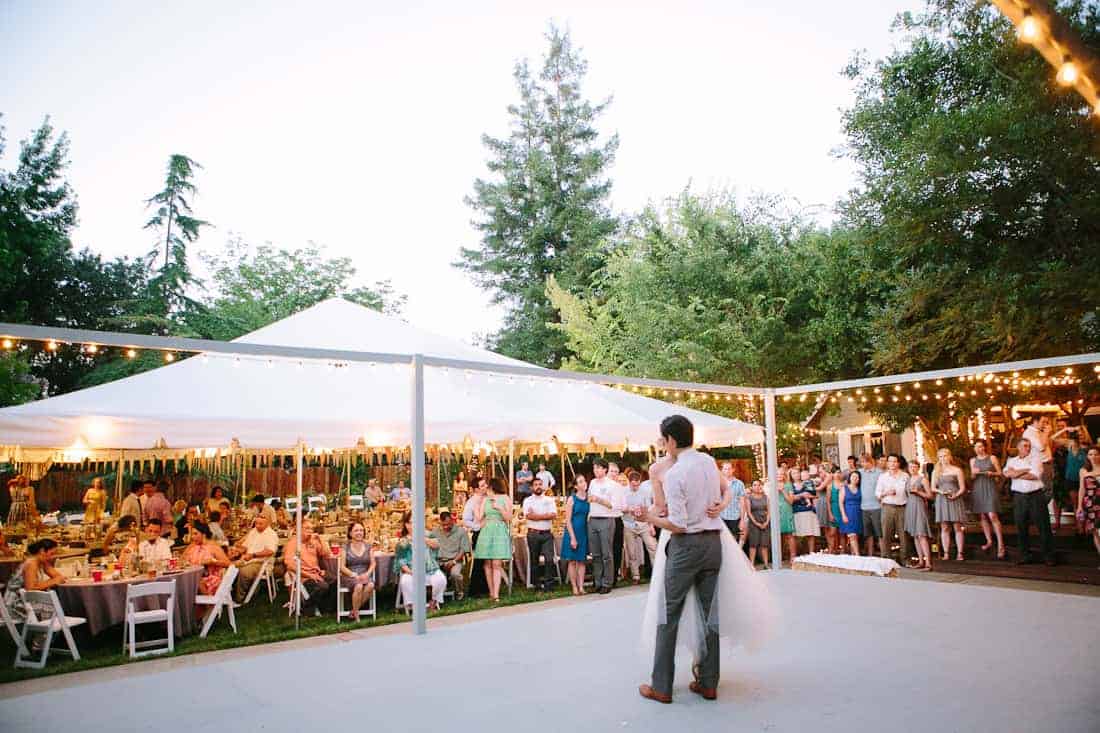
[
  {"left": 0, "top": 528, "right": 10, "bottom": 555},
  {"left": 174, "top": 504, "right": 202, "bottom": 546},
  {"left": 182, "top": 521, "right": 231, "bottom": 596},
  {"left": 231, "top": 514, "right": 279, "bottom": 603},
  {"left": 389, "top": 480, "right": 411, "bottom": 502},
  {"left": 218, "top": 500, "right": 236, "bottom": 535},
  {"left": 2, "top": 539, "right": 67, "bottom": 623},
  {"left": 270, "top": 498, "right": 291, "bottom": 530},
  {"left": 205, "top": 485, "right": 228, "bottom": 517},
  {"left": 208, "top": 511, "right": 227, "bottom": 544},
  {"left": 102, "top": 514, "right": 139, "bottom": 548},
  {"left": 395, "top": 511, "right": 447, "bottom": 612},
  {"left": 249, "top": 494, "right": 277, "bottom": 526},
  {"left": 364, "top": 480, "right": 384, "bottom": 508},
  {"left": 171, "top": 499, "right": 188, "bottom": 525},
  {"left": 282, "top": 518, "right": 333, "bottom": 615},
  {"left": 123, "top": 519, "right": 173, "bottom": 566},
  {"left": 340, "top": 522, "right": 377, "bottom": 620},
  {"left": 428, "top": 511, "right": 471, "bottom": 600}
]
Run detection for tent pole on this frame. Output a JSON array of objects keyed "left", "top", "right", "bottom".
[
  {"left": 508, "top": 440, "right": 514, "bottom": 597},
  {"left": 115, "top": 450, "right": 124, "bottom": 512},
  {"left": 295, "top": 441, "right": 303, "bottom": 630},
  {"left": 764, "top": 389, "right": 782, "bottom": 571},
  {"left": 411, "top": 354, "right": 427, "bottom": 635}
]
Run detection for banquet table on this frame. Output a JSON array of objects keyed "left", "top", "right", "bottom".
[{"left": 55, "top": 566, "right": 204, "bottom": 636}]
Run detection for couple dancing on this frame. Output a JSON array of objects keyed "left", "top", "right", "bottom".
[{"left": 638, "top": 415, "right": 776, "bottom": 704}]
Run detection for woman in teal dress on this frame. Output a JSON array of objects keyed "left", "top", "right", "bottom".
[
  {"left": 474, "top": 478, "right": 513, "bottom": 603},
  {"left": 560, "top": 474, "right": 591, "bottom": 595},
  {"left": 826, "top": 468, "right": 845, "bottom": 553},
  {"left": 779, "top": 468, "right": 796, "bottom": 563}
]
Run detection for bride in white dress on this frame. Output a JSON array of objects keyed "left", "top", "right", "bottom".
[{"left": 640, "top": 454, "right": 778, "bottom": 671}]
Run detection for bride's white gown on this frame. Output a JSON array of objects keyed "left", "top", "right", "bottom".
[{"left": 640, "top": 526, "right": 778, "bottom": 667}]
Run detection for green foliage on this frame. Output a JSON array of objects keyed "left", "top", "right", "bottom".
[
  {"left": 0, "top": 352, "right": 40, "bottom": 406},
  {"left": 840, "top": 0, "right": 1100, "bottom": 374},
  {"left": 456, "top": 24, "right": 620, "bottom": 367}
]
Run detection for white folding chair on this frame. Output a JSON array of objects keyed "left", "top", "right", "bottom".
[
  {"left": 195, "top": 565, "right": 240, "bottom": 638},
  {"left": 337, "top": 580, "right": 376, "bottom": 622},
  {"left": 14, "top": 590, "right": 86, "bottom": 670},
  {"left": 242, "top": 557, "right": 276, "bottom": 604},
  {"left": 524, "top": 546, "right": 563, "bottom": 588},
  {"left": 122, "top": 579, "right": 176, "bottom": 658},
  {"left": 0, "top": 584, "right": 27, "bottom": 658},
  {"left": 284, "top": 573, "right": 312, "bottom": 617},
  {"left": 348, "top": 495, "right": 365, "bottom": 511}
]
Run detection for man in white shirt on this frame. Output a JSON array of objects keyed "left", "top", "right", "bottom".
[
  {"left": 622, "top": 469, "right": 657, "bottom": 583},
  {"left": 1004, "top": 438, "right": 1055, "bottom": 566},
  {"left": 1022, "top": 415, "right": 1054, "bottom": 495},
  {"left": 641, "top": 415, "right": 724, "bottom": 705},
  {"left": 231, "top": 514, "right": 280, "bottom": 602},
  {"left": 535, "top": 463, "right": 556, "bottom": 493},
  {"left": 875, "top": 454, "right": 910, "bottom": 562},
  {"left": 133, "top": 518, "right": 173, "bottom": 565},
  {"left": 587, "top": 458, "right": 623, "bottom": 594},
  {"left": 522, "top": 477, "right": 558, "bottom": 591}
]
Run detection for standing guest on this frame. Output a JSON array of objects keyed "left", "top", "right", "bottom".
[
  {"left": 119, "top": 481, "right": 143, "bottom": 524},
  {"left": 1022, "top": 414, "right": 1054, "bottom": 499},
  {"left": 451, "top": 472, "right": 469, "bottom": 508},
  {"left": 521, "top": 478, "right": 558, "bottom": 591},
  {"left": 969, "top": 439, "right": 1005, "bottom": 559},
  {"left": 283, "top": 518, "right": 333, "bottom": 615},
  {"left": 365, "top": 479, "right": 385, "bottom": 509},
  {"left": 561, "top": 475, "right": 591, "bottom": 595},
  {"left": 462, "top": 477, "right": 489, "bottom": 597},
  {"left": 607, "top": 462, "right": 629, "bottom": 582},
  {"left": 745, "top": 480, "right": 771, "bottom": 568},
  {"left": 1059, "top": 430, "right": 1087, "bottom": 533},
  {"left": 1004, "top": 438, "right": 1055, "bottom": 566},
  {"left": 718, "top": 462, "right": 747, "bottom": 547},
  {"left": 536, "top": 462, "right": 557, "bottom": 493},
  {"left": 207, "top": 511, "right": 228, "bottom": 544},
  {"left": 875, "top": 454, "right": 910, "bottom": 563},
  {"left": 474, "top": 478, "right": 513, "bottom": 604},
  {"left": 838, "top": 471, "right": 863, "bottom": 555},
  {"left": 842, "top": 456, "right": 858, "bottom": 481},
  {"left": 395, "top": 512, "right": 447, "bottom": 612},
  {"left": 182, "top": 521, "right": 230, "bottom": 596},
  {"left": 1075, "top": 447, "right": 1100, "bottom": 568},
  {"left": 515, "top": 461, "right": 534, "bottom": 501},
  {"left": 6, "top": 475, "right": 36, "bottom": 526},
  {"left": 791, "top": 469, "right": 820, "bottom": 554},
  {"left": 905, "top": 460, "right": 934, "bottom": 570},
  {"left": 2, "top": 539, "right": 66, "bottom": 623},
  {"left": 779, "top": 468, "right": 796, "bottom": 561},
  {"left": 429, "top": 511, "right": 470, "bottom": 600},
  {"left": 175, "top": 504, "right": 202, "bottom": 546},
  {"left": 205, "top": 486, "right": 227, "bottom": 517},
  {"left": 824, "top": 469, "right": 846, "bottom": 554},
  {"left": 814, "top": 467, "right": 831, "bottom": 544},
  {"left": 81, "top": 477, "right": 107, "bottom": 536},
  {"left": 231, "top": 514, "right": 279, "bottom": 603},
  {"left": 141, "top": 480, "right": 174, "bottom": 536},
  {"left": 587, "top": 458, "right": 623, "bottom": 594},
  {"left": 340, "top": 522, "right": 377, "bottom": 620},
  {"left": 622, "top": 470, "right": 658, "bottom": 584},
  {"left": 858, "top": 454, "right": 883, "bottom": 557},
  {"left": 249, "top": 494, "right": 277, "bottom": 527},
  {"left": 932, "top": 449, "right": 968, "bottom": 561}
]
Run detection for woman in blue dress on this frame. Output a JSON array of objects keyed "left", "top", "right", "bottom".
[
  {"left": 561, "top": 474, "right": 591, "bottom": 596},
  {"left": 838, "top": 470, "right": 863, "bottom": 554}
]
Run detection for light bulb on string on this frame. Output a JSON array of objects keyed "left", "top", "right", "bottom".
[
  {"left": 164, "top": 352, "right": 175, "bottom": 363},
  {"left": 1057, "top": 56, "right": 1078, "bottom": 85},
  {"left": 126, "top": 348, "right": 137, "bottom": 359},
  {"left": 85, "top": 343, "right": 98, "bottom": 355},
  {"left": 1, "top": 338, "right": 12, "bottom": 350},
  {"left": 1038, "top": 369, "right": 1047, "bottom": 376},
  {"left": 1017, "top": 12, "right": 1040, "bottom": 42},
  {"left": 46, "top": 340, "right": 58, "bottom": 352}
]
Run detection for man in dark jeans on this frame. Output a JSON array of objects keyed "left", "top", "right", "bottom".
[
  {"left": 1004, "top": 437, "right": 1056, "bottom": 566},
  {"left": 522, "top": 478, "right": 558, "bottom": 590}
]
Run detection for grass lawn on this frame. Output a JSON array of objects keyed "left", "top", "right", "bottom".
[{"left": 0, "top": 581, "right": 605, "bottom": 685}]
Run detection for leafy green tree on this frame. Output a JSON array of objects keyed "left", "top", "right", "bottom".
[
  {"left": 142, "top": 154, "right": 210, "bottom": 332},
  {"left": 456, "top": 24, "right": 619, "bottom": 367},
  {"left": 840, "top": 0, "right": 1100, "bottom": 374},
  {"left": 0, "top": 353, "right": 39, "bottom": 406}
]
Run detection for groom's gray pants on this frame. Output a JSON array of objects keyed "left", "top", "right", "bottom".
[
  {"left": 652, "top": 530, "right": 722, "bottom": 696},
  {"left": 588, "top": 517, "right": 615, "bottom": 590}
]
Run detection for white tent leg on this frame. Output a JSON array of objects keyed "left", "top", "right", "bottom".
[
  {"left": 411, "top": 354, "right": 427, "bottom": 635},
  {"left": 764, "top": 389, "right": 782, "bottom": 570}
]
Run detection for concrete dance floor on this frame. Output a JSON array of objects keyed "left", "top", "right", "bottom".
[{"left": 2, "top": 571, "right": 1097, "bottom": 732}]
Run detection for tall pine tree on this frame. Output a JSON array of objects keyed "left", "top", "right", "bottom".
[{"left": 456, "top": 24, "right": 619, "bottom": 367}]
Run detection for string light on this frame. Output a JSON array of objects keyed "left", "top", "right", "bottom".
[
  {"left": 1058, "top": 56, "right": 1079, "bottom": 85},
  {"left": 46, "top": 340, "right": 58, "bottom": 352},
  {"left": 126, "top": 348, "right": 137, "bottom": 359},
  {"left": 1, "top": 338, "right": 12, "bottom": 350},
  {"left": 164, "top": 352, "right": 175, "bottom": 363},
  {"left": 84, "top": 344, "right": 98, "bottom": 354}
]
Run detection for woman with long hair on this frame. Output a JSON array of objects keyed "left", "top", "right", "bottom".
[
  {"left": 560, "top": 474, "right": 591, "bottom": 595},
  {"left": 2, "top": 538, "right": 65, "bottom": 623},
  {"left": 340, "top": 521, "right": 376, "bottom": 620},
  {"left": 205, "top": 486, "right": 227, "bottom": 517},
  {"left": 778, "top": 467, "right": 796, "bottom": 562},
  {"left": 395, "top": 511, "right": 447, "bottom": 612},
  {"left": 932, "top": 449, "right": 968, "bottom": 561},
  {"left": 969, "top": 439, "right": 1005, "bottom": 559},
  {"left": 182, "top": 521, "right": 231, "bottom": 596},
  {"left": 905, "top": 460, "right": 934, "bottom": 570},
  {"left": 745, "top": 480, "right": 770, "bottom": 567},
  {"left": 1075, "top": 446, "right": 1100, "bottom": 569},
  {"left": 6, "top": 475, "right": 36, "bottom": 526},
  {"left": 837, "top": 470, "right": 863, "bottom": 555},
  {"left": 824, "top": 468, "right": 845, "bottom": 553},
  {"left": 473, "top": 477, "right": 513, "bottom": 603}
]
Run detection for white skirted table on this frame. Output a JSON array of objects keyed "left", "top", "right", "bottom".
[{"left": 791, "top": 553, "right": 900, "bottom": 578}]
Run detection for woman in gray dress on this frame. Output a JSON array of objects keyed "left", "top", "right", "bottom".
[
  {"left": 969, "top": 439, "right": 1005, "bottom": 560},
  {"left": 932, "top": 449, "right": 968, "bottom": 561},
  {"left": 904, "top": 460, "right": 934, "bottom": 570},
  {"left": 745, "top": 480, "right": 771, "bottom": 568}
]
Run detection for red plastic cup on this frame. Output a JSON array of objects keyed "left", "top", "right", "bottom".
[
  {"left": 92, "top": 569, "right": 103, "bottom": 582},
  {"left": 331, "top": 545, "right": 340, "bottom": 557},
  {"left": 168, "top": 558, "right": 178, "bottom": 571}
]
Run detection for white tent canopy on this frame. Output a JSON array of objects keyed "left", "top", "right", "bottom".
[{"left": 0, "top": 299, "right": 762, "bottom": 451}]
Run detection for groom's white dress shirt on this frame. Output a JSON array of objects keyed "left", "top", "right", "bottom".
[{"left": 663, "top": 448, "right": 725, "bottom": 533}]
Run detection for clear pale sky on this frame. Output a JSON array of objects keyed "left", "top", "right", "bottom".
[{"left": 0, "top": 1, "right": 918, "bottom": 343}]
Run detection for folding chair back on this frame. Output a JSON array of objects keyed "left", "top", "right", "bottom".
[
  {"left": 0, "top": 586, "right": 27, "bottom": 658},
  {"left": 123, "top": 579, "right": 176, "bottom": 658},
  {"left": 15, "top": 590, "right": 86, "bottom": 669},
  {"left": 196, "top": 565, "right": 240, "bottom": 638}
]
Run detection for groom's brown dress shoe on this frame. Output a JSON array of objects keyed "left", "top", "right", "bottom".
[
  {"left": 689, "top": 681, "right": 717, "bottom": 701},
  {"left": 638, "top": 685, "right": 672, "bottom": 704}
]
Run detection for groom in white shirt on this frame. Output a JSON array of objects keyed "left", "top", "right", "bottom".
[{"left": 640, "top": 415, "right": 724, "bottom": 704}]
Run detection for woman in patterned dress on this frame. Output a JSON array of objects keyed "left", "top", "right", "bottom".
[
  {"left": 82, "top": 477, "right": 107, "bottom": 538},
  {"left": 969, "top": 439, "right": 1005, "bottom": 560},
  {"left": 182, "top": 521, "right": 230, "bottom": 595},
  {"left": 6, "top": 475, "right": 36, "bottom": 527},
  {"left": 473, "top": 478, "right": 513, "bottom": 603},
  {"left": 1074, "top": 446, "right": 1100, "bottom": 569}
]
